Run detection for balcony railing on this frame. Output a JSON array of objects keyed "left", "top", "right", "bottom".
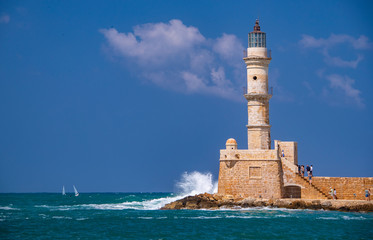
[
  {"left": 243, "top": 86, "right": 273, "bottom": 96},
  {"left": 243, "top": 49, "right": 271, "bottom": 58}
]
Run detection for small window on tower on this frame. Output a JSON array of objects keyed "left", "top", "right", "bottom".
[{"left": 253, "top": 76, "right": 257, "bottom": 80}]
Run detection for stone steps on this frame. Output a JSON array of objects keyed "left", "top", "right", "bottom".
[
  {"left": 298, "top": 175, "right": 331, "bottom": 199},
  {"left": 282, "top": 164, "right": 329, "bottom": 199}
]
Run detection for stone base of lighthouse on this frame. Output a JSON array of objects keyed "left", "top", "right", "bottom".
[{"left": 217, "top": 144, "right": 284, "bottom": 199}]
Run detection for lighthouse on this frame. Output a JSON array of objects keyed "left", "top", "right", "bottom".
[
  {"left": 217, "top": 20, "right": 284, "bottom": 199},
  {"left": 244, "top": 20, "right": 272, "bottom": 150},
  {"left": 215, "top": 20, "right": 372, "bottom": 201}
]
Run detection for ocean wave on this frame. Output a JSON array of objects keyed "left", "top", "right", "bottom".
[
  {"left": 79, "top": 194, "right": 183, "bottom": 210},
  {"left": 189, "top": 216, "right": 222, "bottom": 219},
  {"left": 52, "top": 216, "right": 73, "bottom": 220},
  {"left": 225, "top": 215, "right": 270, "bottom": 219},
  {"left": 38, "top": 214, "right": 48, "bottom": 218},
  {"left": 0, "top": 206, "right": 20, "bottom": 211},
  {"left": 176, "top": 171, "right": 218, "bottom": 196},
  {"left": 341, "top": 216, "right": 366, "bottom": 220},
  {"left": 317, "top": 216, "right": 367, "bottom": 221},
  {"left": 31, "top": 172, "right": 218, "bottom": 211},
  {"left": 317, "top": 217, "right": 339, "bottom": 220},
  {"left": 76, "top": 217, "right": 89, "bottom": 221},
  {"left": 275, "top": 214, "right": 291, "bottom": 218},
  {"left": 36, "top": 205, "right": 76, "bottom": 211}
]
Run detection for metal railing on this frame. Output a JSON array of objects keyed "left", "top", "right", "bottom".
[{"left": 243, "top": 49, "right": 271, "bottom": 58}]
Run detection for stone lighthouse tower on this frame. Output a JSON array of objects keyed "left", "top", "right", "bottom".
[
  {"left": 216, "top": 20, "right": 373, "bottom": 201},
  {"left": 244, "top": 20, "right": 272, "bottom": 150},
  {"left": 217, "top": 20, "right": 284, "bottom": 199}
]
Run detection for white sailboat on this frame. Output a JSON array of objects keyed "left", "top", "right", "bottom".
[
  {"left": 62, "top": 186, "right": 66, "bottom": 195},
  {"left": 73, "top": 185, "right": 79, "bottom": 197}
]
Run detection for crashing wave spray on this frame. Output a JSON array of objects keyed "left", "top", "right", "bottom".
[
  {"left": 77, "top": 171, "right": 218, "bottom": 210},
  {"left": 176, "top": 171, "right": 218, "bottom": 196}
]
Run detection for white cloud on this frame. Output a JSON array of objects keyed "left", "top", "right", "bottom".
[
  {"left": 300, "top": 34, "right": 373, "bottom": 50},
  {"left": 325, "top": 74, "right": 364, "bottom": 108},
  {"left": 0, "top": 14, "right": 10, "bottom": 24},
  {"left": 182, "top": 72, "right": 207, "bottom": 92},
  {"left": 100, "top": 19, "right": 244, "bottom": 101},
  {"left": 213, "top": 34, "right": 242, "bottom": 61},
  {"left": 299, "top": 33, "right": 372, "bottom": 69},
  {"left": 322, "top": 49, "right": 363, "bottom": 69},
  {"left": 299, "top": 33, "right": 368, "bottom": 108}
]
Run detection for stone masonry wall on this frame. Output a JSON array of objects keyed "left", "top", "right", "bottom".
[
  {"left": 311, "top": 177, "right": 373, "bottom": 200},
  {"left": 218, "top": 159, "right": 283, "bottom": 199},
  {"left": 247, "top": 127, "right": 271, "bottom": 150},
  {"left": 276, "top": 141, "right": 297, "bottom": 165}
]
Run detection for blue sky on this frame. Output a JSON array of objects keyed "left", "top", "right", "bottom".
[{"left": 0, "top": 0, "right": 372, "bottom": 192}]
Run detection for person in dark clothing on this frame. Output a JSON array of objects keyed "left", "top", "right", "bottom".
[
  {"left": 298, "top": 165, "right": 301, "bottom": 175},
  {"left": 306, "top": 165, "right": 310, "bottom": 176}
]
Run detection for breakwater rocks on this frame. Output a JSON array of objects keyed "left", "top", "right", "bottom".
[{"left": 161, "top": 193, "right": 373, "bottom": 212}]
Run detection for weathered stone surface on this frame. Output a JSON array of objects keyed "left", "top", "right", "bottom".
[
  {"left": 160, "top": 193, "right": 373, "bottom": 212},
  {"left": 311, "top": 177, "right": 373, "bottom": 200}
]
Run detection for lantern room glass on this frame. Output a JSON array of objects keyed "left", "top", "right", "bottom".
[{"left": 248, "top": 32, "right": 266, "bottom": 48}]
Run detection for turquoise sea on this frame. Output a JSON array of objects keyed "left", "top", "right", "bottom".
[{"left": 1, "top": 192, "right": 372, "bottom": 240}]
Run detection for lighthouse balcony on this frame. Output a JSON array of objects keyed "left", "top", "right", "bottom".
[
  {"left": 243, "top": 87, "right": 273, "bottom": 100},
  {"left": 243, "top": 49, "right": 271, "bottom": 59}
]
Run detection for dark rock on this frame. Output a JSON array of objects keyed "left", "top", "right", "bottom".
[
  {"left": 321, "top": 201, "right": 332, "bottom": 208},
  {"left": 160, "top": 193, "right": 373, "bottom": 212}
]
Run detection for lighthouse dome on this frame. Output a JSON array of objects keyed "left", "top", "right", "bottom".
[
  {"left": 226, "top": 138, "right": 237, "bottom": 150},
  {"left": 226, "top": 138, "right": 237, "bottom": 145}
]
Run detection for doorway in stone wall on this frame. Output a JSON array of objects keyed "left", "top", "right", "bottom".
[{"left": 284, "top": 185, "right": 301, "bottom": 198}]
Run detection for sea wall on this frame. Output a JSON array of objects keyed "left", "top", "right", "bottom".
[{"left": 312, "top": 177, "right": 373, "bottom": 200}]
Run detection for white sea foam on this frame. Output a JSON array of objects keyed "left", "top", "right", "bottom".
[
  {"left": 317, "top": 217, "right": 339, "bottom": 220},
  {"left": 35, "top": 205, "right": 49, "bottom": 208},
  {"left": 341, "top": 216, "right": 366, "bottom": 220},
  {"left": 192, "top": 216, "right": 222, "bottom": 219},
  {"left": 275, "top": 214, "right": 290, "bottom": 218},
  {"left": 36, "top": 205, "right": 79, "bottom": 211},
  {"left": 0, "top": 206, "right": 20, "bottom": 211},
  {"left": 79, "top": 194, "right": 183, "bottom": 210},
  {"left": 176, "top": 171, "right": 218, "bottom": 196},
  {"left": 76, "top": 218, "right": 89, "bottom": 221},
  {"left": 52, "top": 216, "right": 72, "bottom": 220},
  {"left": 34, "top": 171, "right": 218, "bottom": 211},
  {"left": 225, "top": 215, "right": 270, "bottom": 219},
  {"left": 75, "top": 171, "right": 218, "bottom": 211},
  {"left": 317, "top": 216, "right": 367, "bottom": 220}
]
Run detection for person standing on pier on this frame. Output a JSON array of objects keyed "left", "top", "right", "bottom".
[{"left": 366, "top": 189, "right": 371, "bottom": 201}]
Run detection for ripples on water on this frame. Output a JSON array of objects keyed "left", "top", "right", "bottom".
[{"left": 0, "top": 193, "right": 372, "bottom": 240}]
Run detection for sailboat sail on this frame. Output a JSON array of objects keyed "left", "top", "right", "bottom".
[
  {"left": 73, "top": 185, "right": 79, "bottom": 197},
  {"left": 62, "top": 186, "right": 66, "bottom": 195}
]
